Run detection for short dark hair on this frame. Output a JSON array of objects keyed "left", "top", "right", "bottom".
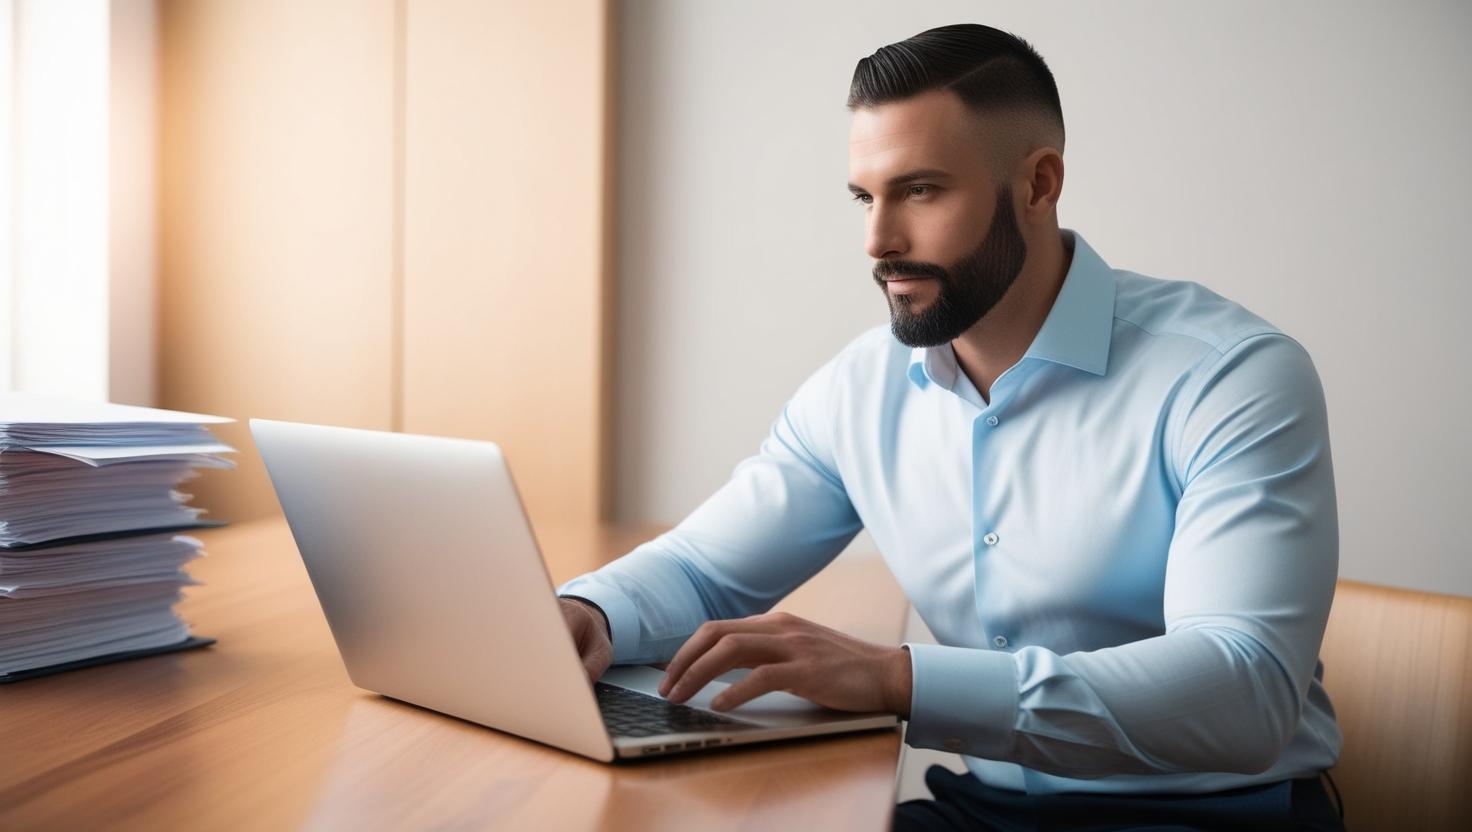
[{"left": 848, "top": 24, "right": 1065, "bottom": 166}]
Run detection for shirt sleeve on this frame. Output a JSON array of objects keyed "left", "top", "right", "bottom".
[
  {"left": 904, "top": 333, "right": 1340, "bottom": 778},
  {"left": 557, "top": 350, "right": 865, "bottom": 665}
]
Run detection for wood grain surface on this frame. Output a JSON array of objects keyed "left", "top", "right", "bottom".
[
  {"left": 0, "top": 519, "right": 908, "bottom": 831},
  {"left": 1319, "top": 578, "right": 1472, "bottom": 831}
]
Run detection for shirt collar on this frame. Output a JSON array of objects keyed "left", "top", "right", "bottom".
[{"left": 907, "top": 229, "right": 1116, "bottom": 391}]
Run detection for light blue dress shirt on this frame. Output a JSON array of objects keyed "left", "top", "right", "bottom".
[{"left": 560, "top": 229, "right": 1341, "bottom": 795}]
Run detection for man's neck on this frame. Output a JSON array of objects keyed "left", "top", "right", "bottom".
[{"left": 951, "top": 228, "right": 1073, "bottom": 404}]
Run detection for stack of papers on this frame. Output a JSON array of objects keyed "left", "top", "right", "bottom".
[{"left": 0, "top": 394, "right": 233, "bottom": 680}]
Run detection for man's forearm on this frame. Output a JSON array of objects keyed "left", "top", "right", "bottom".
[{"left": 903, "top": 625, "right": 1313, "bottom": 779}]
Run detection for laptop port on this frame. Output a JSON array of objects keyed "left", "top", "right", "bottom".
[
  {"left": 703, "top": 739, "right": 722, "bottom": 747},
  {"left": 661, "top": 743, "right": 682, "bottom": 752}
]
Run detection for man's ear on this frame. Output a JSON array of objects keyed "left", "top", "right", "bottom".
[{"left": 1021, "top": 147, "right": 1064, "bottom": 217}]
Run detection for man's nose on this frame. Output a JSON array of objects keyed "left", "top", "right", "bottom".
[{"left": 865, "top": 205, "right": 907, "bottom": 260}]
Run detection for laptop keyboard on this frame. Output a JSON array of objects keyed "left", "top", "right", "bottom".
[{"left": 594, "top": 682, "right": 762, "bottom": 737}]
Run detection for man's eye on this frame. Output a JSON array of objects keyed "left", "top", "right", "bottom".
[
  {"left": 908, "top": 184, "right": 932, "bottom": 197},
  {"left": 851, "top": 193, "right": 872, "bottom": 205}
]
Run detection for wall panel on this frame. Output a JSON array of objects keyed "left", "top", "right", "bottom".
[
  {"left": 401, "top": 0, "right": 613, "bottom": 528},
  {"left": 158, "top": 0, "right": 398, "bottom": 521},
  {"left": 158, "top": 0, "right": 613, "bottom": 527}
]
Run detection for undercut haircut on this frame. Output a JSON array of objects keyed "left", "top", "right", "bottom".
[{"left": 848, "top": 24, "right": 1065, "bottom": 175}]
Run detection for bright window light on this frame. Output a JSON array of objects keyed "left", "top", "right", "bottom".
[{"left": 1, "top": 0, "right": 110, "bottom": 401}]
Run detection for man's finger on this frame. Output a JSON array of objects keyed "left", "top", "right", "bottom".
[
  {"left": 665, "top": 633, "right": 782, "bottom": 703},
  {"left": 659, "top": 620, "right": 730, "bottom": 697},
  {"left": 710, "top": 663, "right": 797, "bottom": 711},
  {"left": 659, "top": 615, "right": 783, "bottom": 697}
]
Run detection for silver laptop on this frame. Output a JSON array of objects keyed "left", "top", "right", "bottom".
[{"left": 250, "top": 419, "right": 897, "bottom": 762}]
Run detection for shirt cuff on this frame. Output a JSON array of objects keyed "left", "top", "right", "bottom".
[
  {"left": 902, "top": 642, "right": 1019, "bottom": 759},
  {"left": 556, "top": 577, "right": 642, "bottom": 663}
]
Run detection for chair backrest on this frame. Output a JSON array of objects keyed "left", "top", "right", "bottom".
[{"left": 1318, "top": 579, "right": 1472, "bottom": 830}]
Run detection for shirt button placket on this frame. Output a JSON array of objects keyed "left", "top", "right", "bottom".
[{"left": 972, "top": 408, "right": 1005, "bottom": 656}]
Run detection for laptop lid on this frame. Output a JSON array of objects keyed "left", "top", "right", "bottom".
[{"left": 250, "top": 418, "right": 616, "bottom": 762}]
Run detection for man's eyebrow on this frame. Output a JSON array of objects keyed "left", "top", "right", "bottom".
[{"left": 846, "top": 168, "right": 952, "bottom": 194}]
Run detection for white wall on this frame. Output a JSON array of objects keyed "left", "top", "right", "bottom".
[{"left": 616, "top": 0, "right": 1472, "bottom": 597}]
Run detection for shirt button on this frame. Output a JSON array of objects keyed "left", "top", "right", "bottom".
[
  {"left": 943, "top": 738, "right": 964, "bottom": 752},
  {"left": 993, "top": 635, "right": 1008, "bottom": 648},
  {"left": 983, "top": 532, "right": 999, "bottom": 546},
  {"left": 985, "top": 415, "right": 999, "bottom": 426}
]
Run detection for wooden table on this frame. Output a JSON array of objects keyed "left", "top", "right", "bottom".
[{"left": 0, "top": 519, "right": 910, "bottom": 830}]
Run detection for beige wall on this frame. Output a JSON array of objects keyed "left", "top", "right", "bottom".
[
  {"left": 159, "top": 0, "right": 399, "bottom": 522},
  {"left": 401, "top": 0, "right": 615, "bottom": 527},
  {"left": 109, "top": 0, "right": 158, "bottom": 407},
  {"left": 158, "top": 0, "right": 613, "bottom": 528}
]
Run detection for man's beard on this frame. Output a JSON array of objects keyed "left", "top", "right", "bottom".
[{"left": 872, "top": 185, "right": 1028, "bottom": 349}]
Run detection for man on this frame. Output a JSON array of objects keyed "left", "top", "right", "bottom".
[{"left": 559, "top": 23, "right": 1344, "bottom": 831}]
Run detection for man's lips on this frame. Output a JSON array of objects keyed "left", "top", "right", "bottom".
[{"left": 883, "top": 276, "right": 933, "bottom": 290}]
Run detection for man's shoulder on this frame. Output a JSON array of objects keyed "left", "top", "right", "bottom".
[
  {"left": 1111, "top": 269, "right": 1303, "bottom": 362},
  {"left": 1110, "top": 271, "right": 1326, "bottom": 431}
]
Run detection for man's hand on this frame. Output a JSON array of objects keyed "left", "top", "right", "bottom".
[
  {"left": 657, "top": 610, "right": 912, "bottom": 717},
  {"left": 559, "top": 597, "right": 613, "bottom": 683}
]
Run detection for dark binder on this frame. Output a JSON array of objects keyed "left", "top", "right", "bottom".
[{"left": 0, "top": 635, "right": 216, "bottom": 685}]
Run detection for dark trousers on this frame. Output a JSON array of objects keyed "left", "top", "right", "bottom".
[{"left": 893, "top": 765, "right": 1346, "bottom": 832}]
